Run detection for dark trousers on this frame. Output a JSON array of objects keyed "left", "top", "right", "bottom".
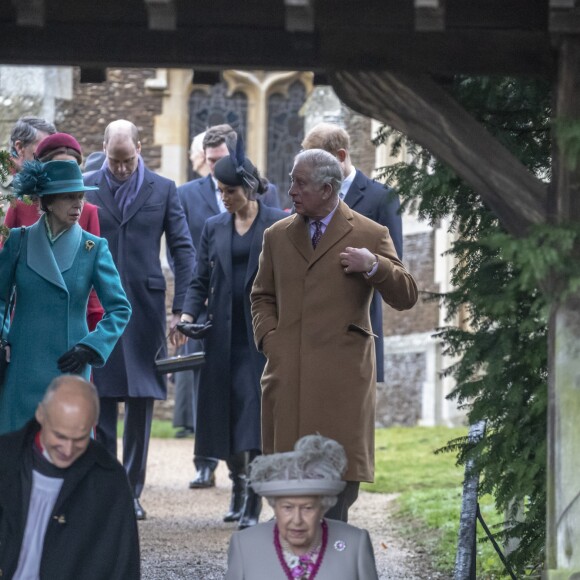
[
  {"left": 97, "top": 396, "right": 154, "bottom": 499},
  {"left": 324, "top": 481, "right": 360, "bottom": 523}
]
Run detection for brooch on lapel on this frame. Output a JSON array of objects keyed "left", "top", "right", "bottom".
[
  {"left": 53, "top": 514, "right": 66, "bottom": 524},
  {"left": 334, "top": 540, "right": 346, "bottom": 551},
  {"left": 85, "top": 240, "right": 95, "bottom": 252}
]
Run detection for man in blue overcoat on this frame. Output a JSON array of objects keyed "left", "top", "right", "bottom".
[
  {"left": 84, "top": 119, "right": 194, "bottom": 519},
  {"left": 302, "top": 122, "right": 404, "bottom": 383}
]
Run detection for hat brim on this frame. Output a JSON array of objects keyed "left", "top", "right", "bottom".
[
  {"left": 250, "top": 479, "right": 346, "bottom": 497},
  {"left": 37, "top": 183, "right": 99, "bottom": 196}
]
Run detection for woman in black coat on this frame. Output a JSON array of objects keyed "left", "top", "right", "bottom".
[{"left": 178, "top": 147, "right": 286, "bottom": 529}]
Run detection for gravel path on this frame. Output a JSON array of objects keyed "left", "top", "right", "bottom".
[{"left": 139, "top": 438, "right": 452, "bottom": 579}]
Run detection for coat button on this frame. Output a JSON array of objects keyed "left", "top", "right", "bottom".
[
  {"left": 60, "top": 292, "right": 67, "bottom": 300},
  {"left": 211, "top": 287, "right": 215, "bottom": 294},
  {"left": 208, "top": 314, "right": 213, "bottom": 321},
  {"left": 210, "top": 260, "right": 214, "bottom": 268}
]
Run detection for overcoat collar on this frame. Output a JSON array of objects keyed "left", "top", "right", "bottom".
[
  {"left": 121, "top": 170, "right": 155, "bottom": 224},
  {"left": 286, "top": 200, "right": 353, "bottom": 268},
  {"left": 212, "top": 203, "right": 269, "bottom": 289},
  {"left": 245, "top": 203, "right": 268, "bottom": 288},
  {"left": 343, "top": 169, "right": 366, "bottom": 209},
  {"left": 214, "top": 212, "right": 233, "bottom": 288},
  {"left": 200, "top": 175, "right": 220, "bottom": 215},
  {"left": 87, "top": 168, "right": 156, "bottom": 225},
  {"left": 88, "top": 171, "right": 123, "bottom": 224},
  {"left": 26, "top": 219, "right": 81, "bottom": 292}
]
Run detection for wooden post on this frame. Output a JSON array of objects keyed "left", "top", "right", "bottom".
[{"left": 545, "top": 35, "right": 580, "bottom": 577}]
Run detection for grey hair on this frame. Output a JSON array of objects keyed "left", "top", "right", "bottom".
[
  {"left": 10, "top": 116, "right": 56, "bottom": 150},
  {"left": 294, "top": 149, "right": 342, "bottom": 195},
  {"left": 249, "top": 434, "right": 347, "bottom": 508}
]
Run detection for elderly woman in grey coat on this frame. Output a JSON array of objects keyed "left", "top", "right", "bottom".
[{"left": 225, "top": 435, "right": 379, "bottom": 580}]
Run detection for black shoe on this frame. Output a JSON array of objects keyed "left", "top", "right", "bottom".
[
  {"left": 189, "top": 466, "right": 216, "bottom": 489},
  {"left": 223, "top": 478, "right": 246, "bottom": 522},
  {"left": 175, "top": 427, "right": 194, "bottom": 439},
  {"left": 238, "top": 488, "right": 262, "bottom": 530},
  {"left": 134, "top": 498, "right": 146, "bottom": 520}
]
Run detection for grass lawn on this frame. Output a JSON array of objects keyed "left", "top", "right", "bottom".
[
  {"left": 128, "top": 421, "right": 510, "bottom": 577},
  {"left": 363, "top": 427, "right": 512, "bottom": 579}
]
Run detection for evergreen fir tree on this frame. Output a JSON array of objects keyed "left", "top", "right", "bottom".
[{"left": 375, "top": 76, "right": 553, "bottom": 573}]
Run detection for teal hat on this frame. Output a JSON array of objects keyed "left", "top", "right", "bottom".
[{"left": 12, "top": 159, "right": 99, "bottom": 197}]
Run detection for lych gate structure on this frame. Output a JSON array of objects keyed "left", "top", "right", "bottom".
[{"left": 1, "top": 0, "right": 579, "bottom": 573}]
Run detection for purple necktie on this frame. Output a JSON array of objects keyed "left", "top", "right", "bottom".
[{"left": 312, "top": 220, "right": 323, "bottom": 249}]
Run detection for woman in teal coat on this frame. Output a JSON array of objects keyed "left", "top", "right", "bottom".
[{"left": 0, "top": 160, "right": 131, "bottom": 434}]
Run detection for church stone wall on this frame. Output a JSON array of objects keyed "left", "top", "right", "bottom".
[{"left": 55, "top": 68, "right": 163, "bottom": 171}]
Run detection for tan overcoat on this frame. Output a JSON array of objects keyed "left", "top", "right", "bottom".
[{"left": 251, "top": 201, "right": 418, "bottom": 481}]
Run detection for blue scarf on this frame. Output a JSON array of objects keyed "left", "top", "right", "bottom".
[{"left": 104, "top": 156, "right": 145, "bottom": 216}]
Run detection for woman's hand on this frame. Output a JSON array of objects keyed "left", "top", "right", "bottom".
[
  {"left": 169, "top": 313, "right": 187, "bottom": 347},
  {"left": 57, "top": 345, "right": 99, "bottom": 374},
  {"left": 176, "top": 321, "right": 213, "bottom": 340}
]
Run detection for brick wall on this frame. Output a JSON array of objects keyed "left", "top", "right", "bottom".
[
  {"left": 376, "top": 351, "right": 425, "bottom": 426},
  {"left": 384, "top": 231, "right": 439, "bottom": 337},
  {"left": 55, "top": 68, "right": 163, "bottom": 170}
]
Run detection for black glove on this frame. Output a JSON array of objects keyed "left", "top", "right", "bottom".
[
  {"left": 176, "top": 321, "right": 212, "bottom": 340},
  {"left": 57, "top": 345, "right": 99, "bottom": 374}
]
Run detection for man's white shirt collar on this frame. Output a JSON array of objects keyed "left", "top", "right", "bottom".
[{"left": 340, "top": 166, "right": 357, "bottom": 199}]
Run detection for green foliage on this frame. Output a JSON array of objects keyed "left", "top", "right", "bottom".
[
  {"left": 1, "top": 150, "right": 15, "bottom": 238},
  {"left": 367, "top": 428, "right": 507, "bottom": 577},
  {"left": 374, "top": 76, "right": 553, "bottom": 574},
  {"left": 554, "top": 118, "right": 580, "bottom": 171}
]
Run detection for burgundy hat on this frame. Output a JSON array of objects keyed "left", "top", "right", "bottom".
[{"left": 35, "top": 132, "right": 82, "bottom": 160}]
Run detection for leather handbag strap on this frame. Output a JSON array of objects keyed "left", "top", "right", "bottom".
[{"left": 1, "top": 226, "right": 26, "bottom": 342}]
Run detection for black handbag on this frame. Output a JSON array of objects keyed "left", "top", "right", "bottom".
[
  {"left": 0, "top": 227, "right": 26, "bottom": 389},
  {"left": 154, "top": 338, "right": 205, "bottom": 375}
]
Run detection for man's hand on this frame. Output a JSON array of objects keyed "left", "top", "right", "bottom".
[
  {"left": 169, "top": 313, "right": 187, "bottom": 347},
  {"left": 339, "top": 247, "right": 377, "bottom": 274}
]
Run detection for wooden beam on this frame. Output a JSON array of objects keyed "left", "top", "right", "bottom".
[
  {"left": 79, "top": 68, "right": 107, "bottom": 83},
  {"left": 0, "top": 23, "right": 554, "bottom": 76},
  {"left": 144, "top": 0, "right": 176, "bottom": 31},
  {"left": 330, "top": 70, "right": 547, "bottom": 236},
  {"left": 11, "top": 0, "right": 44, "bottom": 27},
  {"left": 285, "top": 0, "right": 314, "bottom": 33},
  {"left": 545, "top": 36, "right": 580, "bottom": 574},
  {"left": 415, "top": 0, "right": 445, "bottom": 31}
]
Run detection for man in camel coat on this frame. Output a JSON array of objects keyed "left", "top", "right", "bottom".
[{"left": 251, "top": 149, "right": 418, "bottom": 522}]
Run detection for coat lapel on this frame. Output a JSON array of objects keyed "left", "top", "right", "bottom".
[
  {"left": 286, "top": 213, "right": 313, "bottom": 263},
  {"left": 343, "top": 169, "right": 366, "bottom": 209},
  {"left": 121, "top": 172, "right": 155, "bottom": 225},
  {"left": 214, "top": 214, "right": 233, "bottom": 288},
  {"left": 308, "top": 201, "right": 353, "bottom": 268},
  {"left": 245, "top": 203, "right": 267, "bottom": 288},
  {"left": 26, "top": 220, "right": 67, "bottom": 292},
  {"left": 200, "top": 175, "right": 220, "bottom": 215},
  {"left": 52, "top": 224, "right": 82, "bottom": 273},
  {"left": 89, "top": 171, "right": 122, "bottom": 224}
]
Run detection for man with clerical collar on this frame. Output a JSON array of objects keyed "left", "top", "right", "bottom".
[{"left": 0, "top": 375, "right": 140, "bottom": 580}]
